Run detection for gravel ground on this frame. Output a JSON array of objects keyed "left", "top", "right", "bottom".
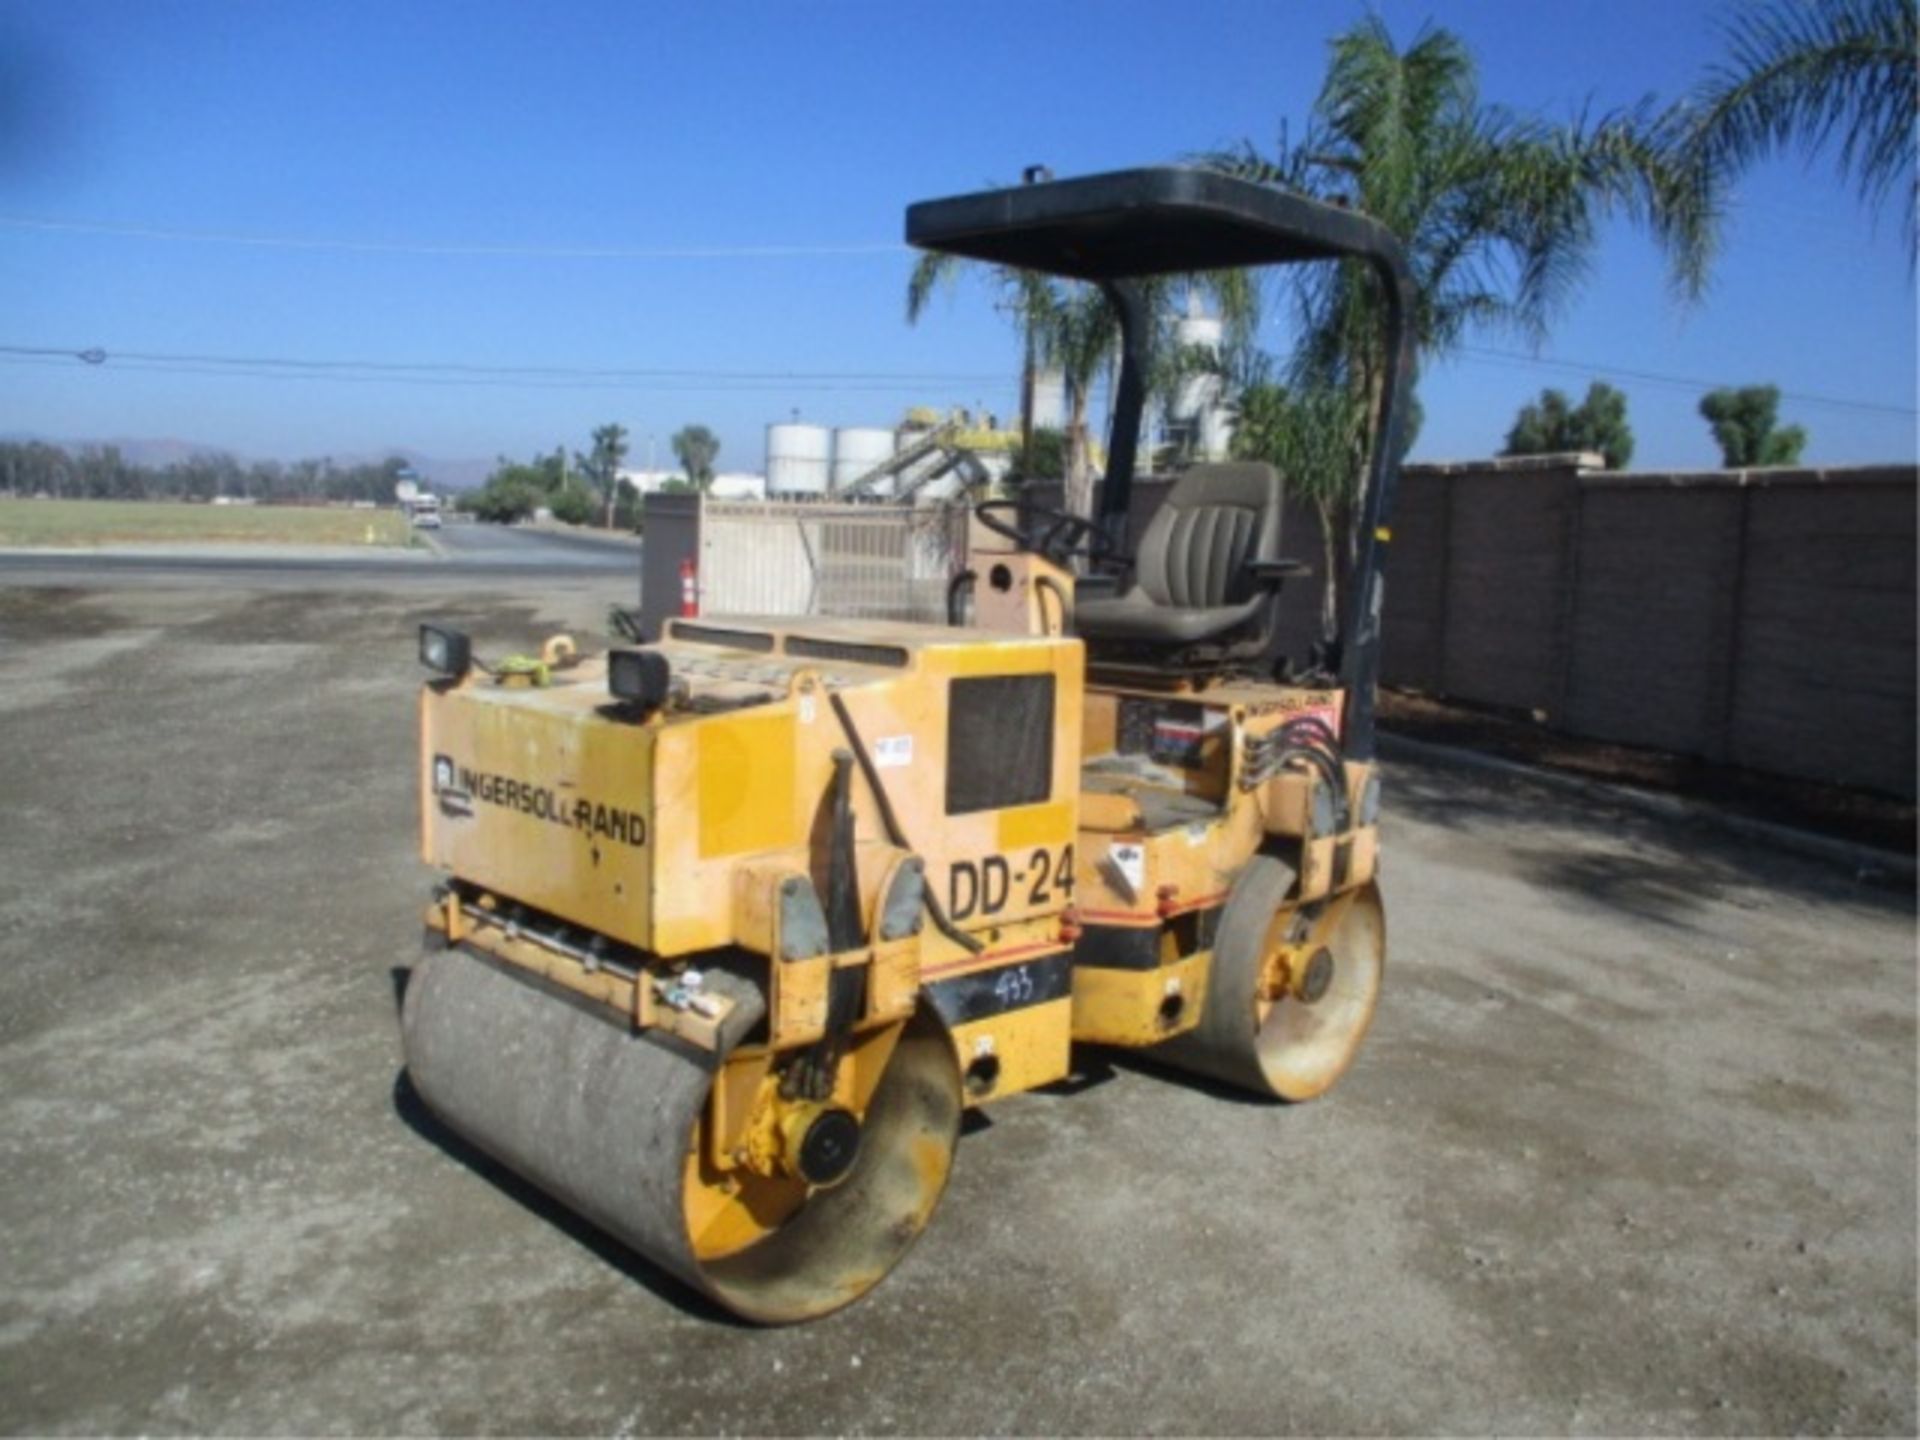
[{"left": 0, "top": 577, "right": 1912, "bottom": 1436}]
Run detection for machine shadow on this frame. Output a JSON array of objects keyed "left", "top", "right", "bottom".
[
  {"left": 1032, "top": 1051, "right": 1120, "bottom": 1097},
  {"left": 1386, "top": 752, "right": 1915, "bottom": 930},
  {"left": 386, "top": 965, "right": 748, "bottom": 1328},
  {"left": 1095, "top": 1050, "right": 1285, "bottom": 1107},
  {"left": 1031, "top": 1046, "right": 1280, "bottom": 1108}
]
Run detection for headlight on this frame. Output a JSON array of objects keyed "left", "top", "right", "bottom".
[
  {"left": 419, "top": 623, "right": 471, "bottom": 677},
  {"left": 608, "top": 648, "right": 671, "bottom": 710}
]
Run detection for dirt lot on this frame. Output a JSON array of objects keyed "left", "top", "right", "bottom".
[{"left": 0, "top": 576, "right": 1913, "bottom": 1435}]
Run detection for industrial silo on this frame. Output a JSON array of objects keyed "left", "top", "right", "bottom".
[
  {"left": 765, "top": 422, "right": 831, "bottom": 496},
  {"left": 830, "top": 426, "right": 897, "bottom": 494},
  {"left": 1198, "top": 404, "right": 1236, "bottom": 461},
  {"left": 1171, "top": 308, "right": 1224, "bottom": 427},
  {"left": 1030, "top": 368, "right": 1067, "bottom": 432},
  {"left": 1169, "top": 299, "right": 1231, "bottom": 461}
]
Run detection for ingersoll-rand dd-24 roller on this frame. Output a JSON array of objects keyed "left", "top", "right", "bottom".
[{"left": 401, "top": 167, "right": 1413, "bottom": 1322}]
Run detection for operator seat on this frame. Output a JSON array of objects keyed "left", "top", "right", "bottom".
[{"left": 1075, "top": 462, "right": 1284, "bottom": 663}]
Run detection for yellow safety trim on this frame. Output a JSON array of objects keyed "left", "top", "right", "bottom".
[{"left": 941, "top": 644, "right": 1059, "bottom": 677}]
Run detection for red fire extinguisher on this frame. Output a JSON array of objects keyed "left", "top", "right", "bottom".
[{"left": 679, "top": 556, "right": 699, "bottom": 617}]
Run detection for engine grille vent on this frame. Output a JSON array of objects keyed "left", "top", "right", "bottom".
[
  {"left": 784, "top": 636, "right": 910, "bottom": 668},
  {"left": 668, "top": 623, "right": 776, "bottom": 653}
]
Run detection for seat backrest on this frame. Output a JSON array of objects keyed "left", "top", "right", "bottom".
[{"left": 1134, "top": 463, "right": 1283, "bottom": 609}]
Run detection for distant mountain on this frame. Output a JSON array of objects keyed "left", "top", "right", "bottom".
[
  {"left": 360, "top": 448, "right": 494, "bottom": 491},
  {"left": 100, "top": 436, "right": 226, "bottom": 468},
  {"left": 0, "top": 432, "right": 494, "bottom": 490}
]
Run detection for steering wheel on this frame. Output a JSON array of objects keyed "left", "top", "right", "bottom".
[{"left": 974, "top": 500, "right": 1123, "bottom": 572}]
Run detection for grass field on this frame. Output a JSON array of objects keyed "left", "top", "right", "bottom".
[{"left": 0, "top": 498, "right": 414, "bottom": 548}]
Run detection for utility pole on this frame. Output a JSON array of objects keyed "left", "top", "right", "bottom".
[
  {"left": 1018, "top": 332, "right": 1035, "bottom": 481},
  {"left": 1016, "top": 164, "right": 1052, "bottom": 483}
]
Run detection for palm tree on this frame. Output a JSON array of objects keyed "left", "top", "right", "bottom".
[
  {"left": 1199, "top": 19, "right": 1719, "bottom": 627},
  {"left": 907, "top": 252, "right": 1254, "bottom": 518},
  {"left": 1227, "top": 366, "right": 1354, "bottom": 637},
  {"left": 670, "top": 424, "right": 721, "bottom": 491},
  {"left": 575, "top": 422, "right": 630, "bottom": 529},
  {"left": 1678, "top": 0, "right": 1916, "bottom": 255}
]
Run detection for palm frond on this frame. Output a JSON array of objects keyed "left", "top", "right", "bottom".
[
  {"left": 1682, "top": 0, "right": 1916, "bottom": 249},
  {"left": 905, "top": 251, "right": 958, "bottom": 324},
  {"left": 1193, "top": 141, "right": 1294, "bottom": 189}
]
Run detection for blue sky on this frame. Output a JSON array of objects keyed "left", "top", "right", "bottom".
[{"left": 1, "top": 0, "right": 1913, "bottom": 475}]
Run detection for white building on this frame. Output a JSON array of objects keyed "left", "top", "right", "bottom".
[
  {"left": 709, "top": 471, "right": 767, "bottom": 499},
  {"left": 618, "top": 467, "right": 767, "bottom": 500}
]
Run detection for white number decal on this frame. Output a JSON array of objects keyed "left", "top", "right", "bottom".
[{"left": 993, "top": 966, "right": 1035, "bottom": 1006}]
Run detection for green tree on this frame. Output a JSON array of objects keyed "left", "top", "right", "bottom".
[
  {"left": 1678, "top": 0, "right": 1916, "bottom": 254},
  {"left": 910, "top": 259, "right": 1107, "bottom": 518},
  {"left": 1007, "top": 427, "right": 1067, "bottom": 483},
  {"left": 467, "top": 474, "right": 543, "bottom": 523},
  {"left": 73, "top": 444, "right": 135, "bottom": 499},
  {"left": 1035, "top": 284, "right": 1122, "bottom": 519},
  {"left": 1229, "top": 376, "right": 1354, "bottom": 634},
  {"left": 611, "top": 477, "right": 642, "bottom": 529},
  {"left": 670, "top": 424, "right": 721, "bottom": 490},
  {"left": 908, "top": 252, "right": 1255, "bottom": 519},
  {"left": 575, "top": 423, "right": 630, "bottom": 528},
  {"left": 1203, "top": 17, "right": 1717, "bottom": 625},
  {"left": 463, "top": 450, "right": 570, "bottom": 523},
  {"left": 0, "top": 441, "right": 423, "bottom": 505},
  {"left": 548, "top": 483, "right": 601, "bottom": 526},
  {"left": 1699, "top": 384, "right": 1808, "bottom": 466},
  {"left": 483, "top": 450, "right": 566, "bottom": 496},
  {"left": 1503, "top": 381, "right": 1635, "bottom": 469}
]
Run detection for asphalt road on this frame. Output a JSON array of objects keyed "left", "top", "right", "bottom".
[
  {"left": 0, "top": 571, "right": 1912, "bottom": 1436},
  {"left": 424, "top": 521, "right": 643, "bottom": 570},
  {"left": 0, "top": 520, "right": 640, "bottom": 582}
]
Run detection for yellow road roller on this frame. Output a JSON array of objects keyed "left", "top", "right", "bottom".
[{"left": 402, "top": 167, "right": 1415, "bottom": 1322}]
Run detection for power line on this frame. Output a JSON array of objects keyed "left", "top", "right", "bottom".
[
  {"left": 6, "top": 337, "right": 1906, "bottom": 420},
  {"left": 1457, "top": 345, "right": 1916, "bottom": 418},
  {"left": 0, "top": 356, "right": 1016, "bottom": 397},
  {"left": 0, "top": 342, "right": 1012, "bottom": 386},
  {"left": 0, "top": 350, "right": 1017, "bottom": 398},
  {"left": 0, "top": 215, "right": 906, "bottom": 261}
]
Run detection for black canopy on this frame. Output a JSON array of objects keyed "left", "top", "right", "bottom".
[
  {"left": 903, "top": 164, "right": 1415, "bottom": 761},
  {"left": 905, "top": 166, "right": 1408, "bottom": 281}
]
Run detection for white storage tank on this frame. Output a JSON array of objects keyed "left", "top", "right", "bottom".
[
  {"left": 1030, "top": 368, "right": 1068, "bottom": 432},
  {"left": 831, "top": 426, "right": 897, "bottom": 493},
  {"left": 1198, "top": 406, "right": 1236, "bottom": 461},
  {"left": 1171, "top": 307, "right": 1225, "bottom": 427},
  {"left": 765, "top": 422, "right": 831, "bottom": 495}
]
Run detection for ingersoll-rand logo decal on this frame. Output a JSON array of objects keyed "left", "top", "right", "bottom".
[{"left": 432, "top": 754, "right": 647, "bottom": 847}]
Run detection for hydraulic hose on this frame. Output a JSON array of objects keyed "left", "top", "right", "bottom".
[{"left": 827, "top": 691, "right": 983, "bottom": 954}]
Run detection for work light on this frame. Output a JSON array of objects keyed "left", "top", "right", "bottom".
[
  {"left": 419, "top": 624, "right": 472, "bottom": 678},
  {"left": 608, "top": 648, "right": 671, "bottom": 710}
]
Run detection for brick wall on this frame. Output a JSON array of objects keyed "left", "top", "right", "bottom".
[{"left": 1384, "top": 457, "right": 1917, "bottom": 798}]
